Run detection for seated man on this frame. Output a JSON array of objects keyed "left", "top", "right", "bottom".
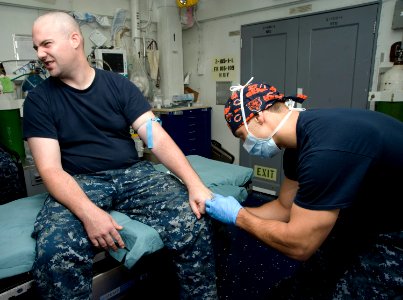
[
  {"left": 24, "top": 11, "right": 217, "bottom": 299},
  {"left": 206, "top": 80, "right": 403, "bottom": 298}
]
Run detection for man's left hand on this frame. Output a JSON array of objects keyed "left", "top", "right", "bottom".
[{"left": 188, "top": 184, "right": 213, "bottom": 219}]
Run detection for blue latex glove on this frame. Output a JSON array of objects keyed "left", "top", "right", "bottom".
[{"left": 205, "top": 194, "right": 242, "bottom": 225}]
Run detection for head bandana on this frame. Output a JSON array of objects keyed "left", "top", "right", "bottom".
[{"left": 224, "top": 77, "right": 307, "bottom": 136}]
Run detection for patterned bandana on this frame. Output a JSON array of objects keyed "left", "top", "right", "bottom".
[{"left": 224, "top": 80, "right": 307, "bottom": 136}]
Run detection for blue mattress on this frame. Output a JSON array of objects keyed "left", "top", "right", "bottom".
[
  {"left": 0, "top": 155, "right": 253, "bottom": 279},
  {"left": 154, "top": 155, "right": 253, "bottom": 201},
  {"left": 0, "top": 193, "right": 164, "bottom": 280},
  {"left": 0, "top": 194, "right": 44, "bottom": 279}
]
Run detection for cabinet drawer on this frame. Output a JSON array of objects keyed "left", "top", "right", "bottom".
[{"left": 158, "top": 108, "right": 211, "bottom": 158}]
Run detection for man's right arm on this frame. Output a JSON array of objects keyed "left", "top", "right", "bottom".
[
  {"left": 245, "top": 177, "right": 298, "bottom": 222},
  {"left": 28, "top": 137, "right": 125, "bottom": 251},
  {"left": 206, "top": 178, "right": 338, "bottom": 261},
  {"left": 236, "top": 202, "right": 339, "bottom": 261}
]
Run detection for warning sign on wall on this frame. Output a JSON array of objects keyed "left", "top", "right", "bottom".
[{"left": 212, "top": 57, "right": 236, "bottom": 81}]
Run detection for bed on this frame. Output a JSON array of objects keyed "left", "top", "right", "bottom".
[{"left": 0, "top": 155, "right": 253, "bottom": 299}]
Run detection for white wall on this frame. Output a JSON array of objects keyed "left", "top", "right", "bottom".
[{"left": 183, "top": 0, "right": 403, "bottom": 164}]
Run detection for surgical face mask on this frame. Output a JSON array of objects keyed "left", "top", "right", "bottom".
[
  {"left": 243, "top": 133, "right": 281, "bottom": 158},
  {"left": 242, "top": 109, "right": 293, "bottom": 158}
]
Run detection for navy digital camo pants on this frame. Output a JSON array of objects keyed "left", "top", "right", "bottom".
[
  {"left": 31, "top": 161, "right": 217, "bottom": 300},
  {"left": 0, "top": 147, "right": 25, "bottom": 203},
  {"left": 266, "top": 231, "right": 403, "bottom": 299},
  {"left": 332, "top": 231, "right": 403, "bottom": 299}
]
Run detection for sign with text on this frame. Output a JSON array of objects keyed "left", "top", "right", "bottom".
[
  {"left": 254, "top": 165, "right": 277, "bottom": 182},
  {"left": 212, "top": 57, "right": 236, "bottom": 81}
]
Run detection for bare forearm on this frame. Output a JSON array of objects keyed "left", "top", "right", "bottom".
[
  {"left": 134, "top": 116, "right": 204, "bottom": 188},
  {"left": 236, "top": 208, "right": 310, "bottom": 261},
  {"left": 246, "top": 177, "right": 297, "bottom": 221},
  {"left": 151, "top": 131, "right": 204, "bottom": 189},
  {"left": 136, "top": 118, "right": 210, "bottom": 217},
  {"left": 245, "top": 199, "right": 290, "bottom": 222},
  {"left": 40, "top": 167, "right": 97, "bottom": 220}
]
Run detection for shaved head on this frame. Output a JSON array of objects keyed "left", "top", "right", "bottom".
[{"left": 34, "top": 12, "right": 83, "bottom": 46}]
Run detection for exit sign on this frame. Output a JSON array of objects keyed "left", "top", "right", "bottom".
[{"left": 254, "top": 165, "right": 277, "bottom": 181}]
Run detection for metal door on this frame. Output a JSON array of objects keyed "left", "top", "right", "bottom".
[
  {"left": 240, "top": 18, "right": 299, "bottom": 194},
  {"left": 297, "top": 4, "right": 378, "bottom": 109},
  {"left": 240, "top": 4, "right": 378, "bottom": 195}
]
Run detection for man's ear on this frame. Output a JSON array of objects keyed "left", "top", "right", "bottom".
[
  {"left": 255, "top": 111, "right": 265, "bottom": 125},
  {"left": 70, "top": 32, "right": 81, "bottom": 49}
]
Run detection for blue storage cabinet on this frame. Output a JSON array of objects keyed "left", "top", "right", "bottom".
[{"left": 157, "top": 107, "right": 211, "bottom": 158}]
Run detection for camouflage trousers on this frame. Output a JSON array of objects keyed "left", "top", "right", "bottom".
[
  {"left": 0, "top": 148, "right": 24, "bottom": 203},
  {"left": 332, "top": 231, "right": 403, "bottom": 299},
  {"left": 267, "top": 231, "right": 403, "bottom": 299},
  {"left": 32, "top": 161, "right": 217, "bottom": 300}
]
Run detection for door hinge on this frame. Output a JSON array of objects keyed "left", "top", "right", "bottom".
[{"left": 373, "top": 20, "right": 377, "bottom": 34}]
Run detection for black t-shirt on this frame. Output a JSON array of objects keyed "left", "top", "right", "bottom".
[
  {"left": 23, "top": 68, "right": 151, "bottom": 175},
  {"left": 280, "top": 109, "right": 403, "bottom": 298},
  {"left": 283, "top": 108, "right": 403, "bottom": 234},
  {"left": 283, "top": 148, "right": 298, "bottom": 181}
]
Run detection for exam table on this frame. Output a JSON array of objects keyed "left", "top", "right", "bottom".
[{"left": 0, "top": 155, "right": 253, "bottom": 299}]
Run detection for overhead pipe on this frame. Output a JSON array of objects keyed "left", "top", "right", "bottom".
[
  {"left": 156, "top": 0, "right": 184, "bottom": 105},
  {"left": 130, "top": 0, "right": 141, "bottom": 55}
]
